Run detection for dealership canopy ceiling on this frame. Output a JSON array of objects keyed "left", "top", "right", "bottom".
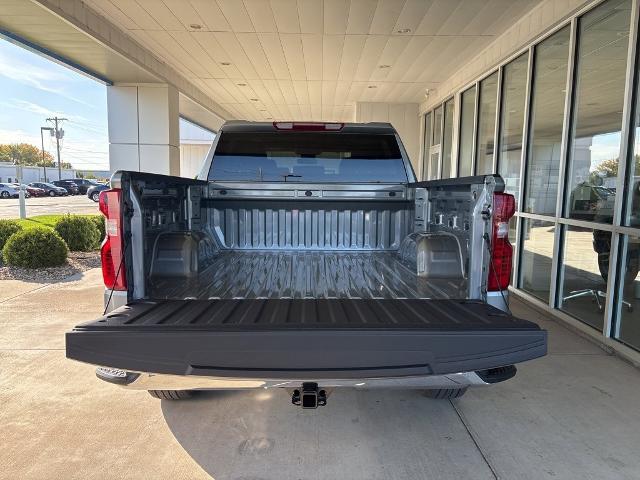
[{"left": 1, "top": 0, "right": 543, "bottom": 128}]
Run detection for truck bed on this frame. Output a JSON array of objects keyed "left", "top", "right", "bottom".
[
  {"left": 147, "top": 250, "right": 467, "bottom": 300},
  {"left": 66, "top": 298, "right": 547, "bottom": 379}
]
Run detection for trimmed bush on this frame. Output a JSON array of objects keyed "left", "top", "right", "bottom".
[
  {"left": 0, "top": 219, "right": 23, "bottom": 251},
  {"left": 55, "top": 215, "right": 101, "bottom": 252},
  {"left": 88, "top": 215, "right": 106, "bottom": 242},
  {"left": 3, "top": 227, "right": 68, "bottom": 268}
]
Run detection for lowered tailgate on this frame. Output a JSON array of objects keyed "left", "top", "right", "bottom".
[{"left": 66, "top": 299, "right": 546, "bottom": 379}]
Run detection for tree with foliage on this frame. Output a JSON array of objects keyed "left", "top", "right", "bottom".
[
  {"left": 593, "top": 155, "right": 640, "bottom": 178},
  {"left": 0, "top": 143, "right": 72, "bottom": 169}
]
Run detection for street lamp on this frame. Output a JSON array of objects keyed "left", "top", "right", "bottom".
[{"left": 40, "top": 127, "right": 54, "bottom": 181}]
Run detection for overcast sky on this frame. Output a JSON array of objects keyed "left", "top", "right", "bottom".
[{"left": 0, "top": 39, "right": 109, "bottom": 170}]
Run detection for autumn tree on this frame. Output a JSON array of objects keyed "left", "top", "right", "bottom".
[{"left": 0, "top": 143, "right": 72, "bottom": 169}]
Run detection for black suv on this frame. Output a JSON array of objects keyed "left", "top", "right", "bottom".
[
  {"left": 69, "top": 178, "right": 104, "bottom": 194},
  {"left": 52, "top": 180, "right": 80, "bottom": 195}
]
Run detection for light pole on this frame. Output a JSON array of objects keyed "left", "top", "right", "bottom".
[
  {"left": 40, "top": 127, "right": 54, "bottom": 181},
  {"left": 46, "top": 117, "right": 67, "bottom": 180}
]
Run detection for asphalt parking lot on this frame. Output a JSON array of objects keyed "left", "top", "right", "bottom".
[
  {"left": 1, "top": 270, "right": 640, "bottom": 480},
  {"left": 0, "top": 194, "right": 99, "bottom": 219}
]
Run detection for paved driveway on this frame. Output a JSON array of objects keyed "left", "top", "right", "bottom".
[
  {"left": 0, "top": 194, "right": 99, "bottom": 219},
  {"left": 1, "top": 270, "right": 639, "bottom": 479}
]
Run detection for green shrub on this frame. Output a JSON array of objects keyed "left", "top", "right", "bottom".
[
  {"left": 88, "top": 215, "right": 106, "bottom": 242},
  {"left": 54, "top": 215, "right": 101, "bottom": 251},
  {"left": 0, "top": 219, "right": 23, "bottom": 251},
  {"left": 3, "top": 227, "right": 68, "bottom": 268}
]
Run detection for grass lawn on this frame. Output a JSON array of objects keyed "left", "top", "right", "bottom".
[{"left": 15, "top": 214, "right": 100, "bottom": 230}]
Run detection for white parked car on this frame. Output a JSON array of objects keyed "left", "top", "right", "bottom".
[{"left": 0, "top": 183, "right": 20, "bottom": 199}]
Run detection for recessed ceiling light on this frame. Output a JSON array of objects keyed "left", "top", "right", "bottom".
[
  {"left": 259, "top": 109, "right": 267, "bottom": 112},
  {"left": 367, "top": 85, "right": 377, "bottom": 89},
  {"left": 396, "top": 28, "right": 411, "bottom": 34},
  {"left": 237, "top": 83, "right": 247, "bottom": 86},
  {"left": 189, "top": 23, "right": 202, "bottom": 30},
  {"left": 379, "top": 65, "right": 391, "bottom": 69},
  {"left": 220, "top": 62, "right": 232, "bottom": 66},
  {"left": 250, "top": 98, "right": 259, "bottom": 101}
]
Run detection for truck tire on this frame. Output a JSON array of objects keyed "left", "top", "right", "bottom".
[
  {"left": 424, "top": 387, "right": 468, "bottom": 399},
  {"left": 148, "top": 389, "right": 193, "bottom": 400}
]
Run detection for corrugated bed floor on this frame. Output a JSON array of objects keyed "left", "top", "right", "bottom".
[{"left": 148, "top": 251, "right": 467, "bottom": 300}]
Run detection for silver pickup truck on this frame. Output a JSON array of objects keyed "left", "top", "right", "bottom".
[{"left": 66, "top": 121, "right": 546, "bottom": 408}]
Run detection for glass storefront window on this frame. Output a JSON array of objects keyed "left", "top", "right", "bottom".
[
  {"left": 433, "top": 105, "right": 443, "bottom": 145},
  {"left": 442, "top": 99, "right": 454, "bottom": 179},
  {"left": 519, "top": 218, "right": 555, "bottom": 301},
  {"left": 559, "top": 226, "right": 611, "bottom": 330},
  {"left": 498, "top": 53, "right": 529, "bottom": 199},
  {"left": 565, "top": 0, "right": 632, "bottom": 224},
  {"left": 423, "top": 112, "right": 432, "bottom": 180},
  {"left": 475, "top": 72, "right": 498, "bottom": 174},
  {"left": 615, "top": 235, "right": 640, "bottom": 350},
  {"left": 523, "top": 27, "right": 570, "bottom": 216},
  {"left": 625, "top": 27, "right": 640, "bottom": 228},
  {"left": 459, "top": 86, "right": 476, "bottom": 177}
]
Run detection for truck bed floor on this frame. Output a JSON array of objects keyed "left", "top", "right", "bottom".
[{"left": 148, "top": 251, "right": 467, "bottom": 300}]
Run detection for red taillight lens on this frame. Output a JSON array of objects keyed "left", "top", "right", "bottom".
[
  {"left": 99, "top": 189, "right": 126, "bottom": 291},
  {"left": 488, "top": 192, "right": 516, "bottom": 291}
]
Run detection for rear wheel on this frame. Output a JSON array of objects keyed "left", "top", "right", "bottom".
[
  {"left": 48, "top": 190, "right": 56, "bottom": 197},
  {"left": 1, "top": 191, "right": 9, "bottom": 198},
  {"left": 148, "top": 389, "right": 193, "bottom": 400},
  {"left": 424, "top": 387, "right": 468, "bottom": 400},
  {"left": 91, "top": 192, "right": 100, "bottom": 202}
]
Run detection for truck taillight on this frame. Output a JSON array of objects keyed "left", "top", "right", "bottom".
[
  {"left": 99, "top": 189, "right": 127, "bottom": 291},
  {"left": 488, "top": 192, "right": 516, "bottom": 292}
]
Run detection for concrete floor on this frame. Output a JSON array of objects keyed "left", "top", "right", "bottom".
[
  {"left": 1, "top": 270, "right": 640, "bottom": 480},
  {"left": 0, "top": 194, "right": 99, "bottom": 219}
]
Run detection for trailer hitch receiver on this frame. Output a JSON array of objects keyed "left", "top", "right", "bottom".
[{"left": 292, "top": 383, "right": 327, "bottom": 409}]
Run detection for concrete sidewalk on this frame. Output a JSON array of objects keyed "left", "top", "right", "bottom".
[{"left": 1, "top": 270, "right": 639, "bottom": 479}]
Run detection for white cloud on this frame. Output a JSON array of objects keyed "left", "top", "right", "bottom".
[{"left": 0, "top": 51, "right": 94, "bottom": 107}]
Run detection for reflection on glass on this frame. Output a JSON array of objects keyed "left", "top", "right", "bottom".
[
  {"left": 626, "top": 18, "right": 640, "bottom": 227},
  {"left": 616, "top": 235, "right": 640, "bottom": 350},
  {"left": 559, "top": 227, "right": 611, "bottom": 330},
  {"left": 519, "top": 219, "right": 555, "bottom": 301},
  {"left": 475, "top": 72, "right": 498, "bottom": 174},
  {"left": 524, "top": 27, "right": 570, "bottom": 215},
  {"left": 566, "top": 0, "right": 631, "bottom": 224},
  {"left": 433, "top": 105, "right": 443, "bottom": 145},
  {"left": 459, "top": 86, "right": 476, "bottom": 177},
  {"left": 423, "top": 113, "right": 432, "bottom": 180},
  {"left": 442, "top": 99, "right": 454, "bottom": 179},
  {"left": 498, "top": 53, "right": 528, "bottom": 200}
]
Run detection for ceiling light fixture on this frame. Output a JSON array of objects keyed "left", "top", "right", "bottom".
[
  {"left": 237, "top": 83, "right": 247, "bottom": 86},
  {"left": 396, "top": 28, "right": 411, "bottom": 34},
  {"left": 189, "top": 23, "right": 202, "bottom": 30},
  {"left": 378, "top": 65, "right": 391, "bottom": 69},
  {"left": 367, "top": 85, "right": 377, "bottom": 89},
  {"left": 220, "top": 62, "right": 232, "bottom": 66},
  {"left": 250, "top": 98, "right": 259, "bottom": 101}
]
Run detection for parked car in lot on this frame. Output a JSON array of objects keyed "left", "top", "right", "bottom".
[
  {"left": 0, "top": 182, "right": 20, "bottom": 198},
  {"left": 86, "top": 182, "right": 109, "bottom": 202},
  {"left": 52, "top": 180, "right": 80, "bottom": 195},
  {"left": 28, "top": 182, "right": 68, "bottom": 197},
  {"left": 69, "top": 178, "right": 104, "bottom": 194},
  {"left": 23, "top": 184, "right": 46, "bottom": 197},
  {"left": 9, "top": 184, "right": 35, "bottom": 198},
  {"left": 67, "top": 121, "right": 547, "bottom": 407}
]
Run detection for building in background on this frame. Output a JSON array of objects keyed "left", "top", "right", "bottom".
[
  {"left": 179, "top": 118, "right": 215, "bottom": 179},
  {"left": 0, "top": 162, "right": 75, "bottom": 183}
]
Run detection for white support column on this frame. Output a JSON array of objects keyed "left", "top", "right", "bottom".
[{"left": 107, "top": 83, "right": 180, "bottom": 176}]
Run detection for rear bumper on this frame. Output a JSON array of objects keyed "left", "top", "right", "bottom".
[{"left": 96, "top": 368, "right": 495, "bottom": 391}]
